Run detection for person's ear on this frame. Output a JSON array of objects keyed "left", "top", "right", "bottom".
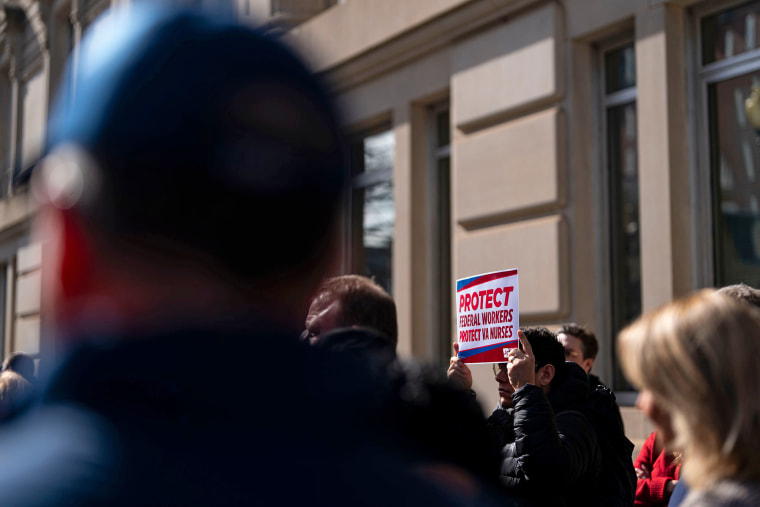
[
  {"left": 581, "top": 357, "right": 594, "bottom": 374},
  {"left": 536, "top": 364, "right": 555, "bottom": 388}
]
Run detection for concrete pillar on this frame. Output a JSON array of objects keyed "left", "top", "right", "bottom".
[{"left": 635, "top": 3, "right": 693, "bottom": 312}]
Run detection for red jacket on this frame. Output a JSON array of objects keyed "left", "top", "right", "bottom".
[{"left": 633, "top": 431, "right": 681, "bottom": 506}]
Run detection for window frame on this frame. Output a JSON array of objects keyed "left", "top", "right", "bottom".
[
  {"left": 427, "top": 101, "right": 452, "bottom": 365},
  {"left": 345, "top": 123, "right": 395, "bottom": 295},
  {"left": 596, "top": 35, "right": 641, "bottom": 397},
  {"left": 692, "top": 0, "right": 760, "bottom": 288}
]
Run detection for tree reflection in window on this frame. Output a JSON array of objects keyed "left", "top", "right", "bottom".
[{"left": 350, "top": 130, "right": 394, "bottom": 295}]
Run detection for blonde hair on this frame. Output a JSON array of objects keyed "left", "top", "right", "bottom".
[{"left": 618, "top": 289, "right": 760, "bottom": 487}]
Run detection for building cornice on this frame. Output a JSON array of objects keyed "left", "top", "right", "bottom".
[{"left": 288, "top": 0, "right": 552, "bottom": 93}]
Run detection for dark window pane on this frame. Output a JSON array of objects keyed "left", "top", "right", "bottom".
[
  {"left": 702, "top": 1, "right": 760, "bottom": 65},
  {"left": 0, "top": 266, "right": 6, "bottom": 359},
  {"left": 708, "top": 72, "right": 760, "bottom": 286},
  {"left": 438, "top": 154, "right": 451, "bottom": 364},
  {"left": 605, "top": 44, "right": 636, "bottom": 94},
  {"left": 608, "top": 101, "right": 641, "bottom": 390},
  {"left": 436, "top": 109, "right": 450, "bottom": 148}
]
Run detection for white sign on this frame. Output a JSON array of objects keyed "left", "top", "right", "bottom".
[{"left": 456, "top": 269, "right": 519, "bottom": 364}]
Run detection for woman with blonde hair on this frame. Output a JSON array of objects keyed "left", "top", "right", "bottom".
[{"left": 618, "top": 289, "right": 760, "bottom": 506}]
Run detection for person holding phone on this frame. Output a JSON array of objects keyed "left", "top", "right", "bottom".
[{"left": 448, "top": 327, "right": 603, "bottom": 505}]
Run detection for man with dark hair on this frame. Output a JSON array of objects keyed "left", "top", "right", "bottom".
[
  {"left": 0, "top": 5, "right": 511, "bottom": 506},
  {"left": 558, "top": 323, "right": 600, "bottom": 387},
  {"left": 305, "top": 279, "right": 503, "bottom": 489},
  {"left": 449, "top": 327, "right": 602, "bottom": 505},
  {"left": 305, "top": 274, "right": 398, "bottom": 347}
]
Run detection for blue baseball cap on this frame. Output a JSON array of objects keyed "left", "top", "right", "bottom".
[{"left": 36, "top": 3, "right": 347, "bottom": 279}]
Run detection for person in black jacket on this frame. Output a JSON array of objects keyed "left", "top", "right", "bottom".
[
  {"left": 558, "top": 323, "right": 636, "bottom": 506},
  {"left": 449, "top": 327, "right": 602, "bottom": 505}
]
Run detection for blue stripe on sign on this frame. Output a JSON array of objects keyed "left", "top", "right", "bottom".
[{"left": 456, "top": 274, "right": 481, "bottom": 292}]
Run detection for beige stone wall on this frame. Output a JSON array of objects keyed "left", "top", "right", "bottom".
[
  {"left": 454, "top": 108, "right": 565, "bottom": 224},
  {"left": 0, "top": 0, "right": 158, "bottom": 363},
  {"left": 288, "top": 0, "right": 711, "bottom": 445},
  {"left": 0, "top": 0, "right": 52, "bottom": 365},
  {"left": 450, "top": 2, "right": 568, "bottom": 412},
  {"left": 14, "top": 242, "right": 41, "bottom": 357}
]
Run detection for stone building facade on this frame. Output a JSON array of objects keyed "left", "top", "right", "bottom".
[
  {"left": 4, "top": 0, "right": 760, "bottom": 445},
  {"left": 285, "top": 0, "right": 760, "bottom": 444}
]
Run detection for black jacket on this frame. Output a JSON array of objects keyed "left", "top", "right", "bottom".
[
  {"left": 487, "top": 362, "right": 602, "bottom": 506},
  {"left": 583, "top": 378, "right": 636, "bottom": 506},
  {"left": 0, "top": 323, "right": 513, "bottom": 506}
]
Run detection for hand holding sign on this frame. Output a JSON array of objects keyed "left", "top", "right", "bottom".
[
  {"left": 507, "top": 330, "right": 536, "bottom": 390},
  {"left": 447, "top": 343, "right": 473, "bottom": 391}
]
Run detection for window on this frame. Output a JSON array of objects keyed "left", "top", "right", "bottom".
[
  {"left": 270, "top": 0, "right": 339, "bottom": 29},
  {"left": 0, "top": 265, "right": 7, "bottom": 360},
  {"left": 1, "top": 7, "right": 46, "bottom": 197},
  {"left": 430, "top": 104, "right": 451, "bottom": 364},
  {"left": 699, "top": 1, "right": 760, "bottom": 287},
  {"left": 602, "top": 42, "right": 641, "bottom": 390},
  {"left": 349, "top": 128, "right": 395, "bottom": 294}
]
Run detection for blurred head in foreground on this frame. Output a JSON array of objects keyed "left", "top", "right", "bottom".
[
  {"left": 617, "top": 290, "right": 760, "bottom": 488},
  {"left": 33, "top": 3, "right": 347, "bottom": 339},
  {"left": 0, "top": 6, "right": 516, "bottom": 507}
]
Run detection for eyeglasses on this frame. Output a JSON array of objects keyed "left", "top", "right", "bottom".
[{"left": 492, "top": 361, "right": 545, "bottom": 376}]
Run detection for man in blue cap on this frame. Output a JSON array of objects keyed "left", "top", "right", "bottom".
[{"left": 0, "top": 5, "right": 513, "bottom": 505}]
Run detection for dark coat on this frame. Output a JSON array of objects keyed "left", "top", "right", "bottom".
[
  {"left": 584, "top": 379, "right": 636, "bottom": 506},
  {"left": 0, "top": 324, "right": 513, "bottom": 506},
  {"left": 487, "top": 362, "right": 602, "bottom": 506},
  {"left": 314, "top": 326, "right": 504, "bottom": 486}
]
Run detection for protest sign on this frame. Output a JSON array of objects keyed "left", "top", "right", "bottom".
[{"left": 456, "top": 269, "right": 519, "bottom": 364}]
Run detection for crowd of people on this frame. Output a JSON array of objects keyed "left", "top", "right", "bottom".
[
  {"left": 0, "top": 2, "right": 757, "bottom": 506},
  {"left": 302, "top": 275, "right": 760, "bottom": 507}
]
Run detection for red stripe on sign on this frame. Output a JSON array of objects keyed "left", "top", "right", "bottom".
[
  {"left": 462, "top": 343, "right": 518, "bottom": 364},
  {"left": 457, "top": 270, "right": 518, "bottom": 293}
]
